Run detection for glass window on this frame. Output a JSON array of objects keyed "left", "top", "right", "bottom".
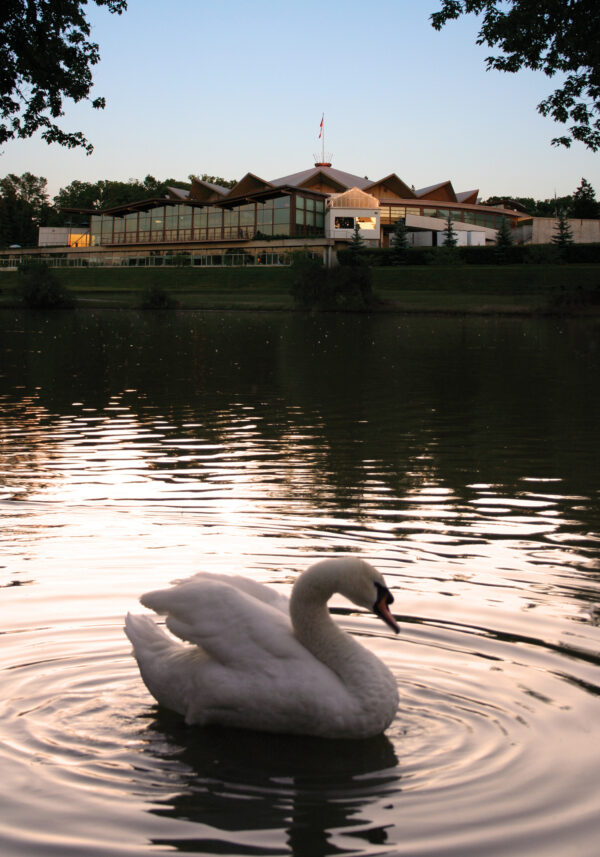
[
  {"left": 194, "top": 209, "right": 207, "bottom": 228},
  {"left": 335, "top": 216, "right": 354, "bottom": 229},
  {"left": 357, "top": 216, "right": 376, "bottom": 230},
  {"left": 274, "top": 207, "right": 289, "bottom": 225},
  {"left": 305, "top": 197, "right": 315, "bottom": 211},
  {"left": 295, "top": 208, "right": 304, "bottom": 225},
  {"left": 436, "top": 209, "right": 450, "bottom": 220},
  {"left": 208, "top": 210, "right": 221, "bottom": 227},
  {"left": 101, "top": 218, "right": 113, "bottom": 235},
  {"left": 239, "top": 205, "right": 254, "bottom": 226},
  {"left": 295, "top": 195, "right": 305, "bottom": 209},
  {"left": 315, "top": 212, "right": 324, "bottom": 228},
  {"left": 306, "top": 210, "right": 315, "bottom": 226},
  {"left": 316, "top": 199, "right": 324, "bottom": 212},
  {"left": 275, "top": 223, "right": 290, "bottom": 235},
  {"left": 125, "top": 213, "right": 138, "bottom": 232},
  {"left": 406, "top": 207, "right": 419, "bottom": 216},
  {"left": 257, "top": 206, "right": 271, "bottom": 225},
  {"left": 91, "top": 216, "right": 101, "bottom": 245},
  {"left": 274, "top": 195, "right": 290, "bottom": 209},
  {"left": 138, "top": 212, "right": 151, "bottom": 230},
  {"left": 113, "top": 218, "right": 124, "bottom": 234}
]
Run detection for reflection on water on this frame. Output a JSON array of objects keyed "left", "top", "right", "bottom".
[
  {"left": 144, "top": 714, "right": 399, "bottom": 856},
  {"left": 0, "top": 309, "right": 599, "bottom": 856}
]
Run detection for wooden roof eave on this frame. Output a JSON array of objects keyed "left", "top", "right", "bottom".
[
  {"left": 215, "top": 185, "right": 326, "bottom": 209},
  {"left": 376, "top": 197, "right": 524, "bottom": 217},
  {"left": 99, "top": 197, "right": 208, "bottom": 217},
  {"left": 365, "top": 174, "right": 417, "bottom": 199}
]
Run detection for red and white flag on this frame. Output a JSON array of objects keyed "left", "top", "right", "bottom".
[{"left": 319, "top": 114, "right": 324, "bottom": 139}]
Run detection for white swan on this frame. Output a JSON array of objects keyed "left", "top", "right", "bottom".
[{"left": 125, "top": 557, "right": 399, "bottom": 739}]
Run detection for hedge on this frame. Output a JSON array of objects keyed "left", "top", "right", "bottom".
[{"left": 337, "top": 243, "right": 600, "bottom": 267}]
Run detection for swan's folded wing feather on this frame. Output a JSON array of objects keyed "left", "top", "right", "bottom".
[
  {"left": 140, "top": 577, "right": 301, "bottom": 668},
  {"left": 171, "top": 572, "right": 289, "bottom": 614}
]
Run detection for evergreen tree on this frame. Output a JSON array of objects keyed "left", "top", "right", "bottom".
[
  {"left": 347, "top": 221, "right": 365, "bottom": 264},
  {"left": 495, "top": 218, "right": 513, "bottom": 247},
  {"left": 551, "top": 209, "right": 574, "bottom": 247},
  {"left": 350, "top": 221, "right": 364, "bottom": 249},
  {"left": 571, "top": 178, "right": 599, "bottom": 219},
  {"left": 391, "top": 218, "right": 409, "bottom": 264},
  {"left": 442, "top": 214, "right": 458, "bottom": 248}
]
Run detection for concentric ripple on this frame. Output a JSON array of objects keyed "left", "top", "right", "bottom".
[{"left": 1, "top": 612, "right": 599, "bottom": 857}]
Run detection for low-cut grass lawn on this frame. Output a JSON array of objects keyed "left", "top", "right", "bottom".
[{"left": 0, "top": 263, "right": 598, "bottom": 313}]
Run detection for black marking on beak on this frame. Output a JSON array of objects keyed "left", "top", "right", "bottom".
[{"left": 374, "top": 583, "right": 400, "bottom": 634}]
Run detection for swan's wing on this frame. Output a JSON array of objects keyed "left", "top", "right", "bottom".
[
  {"left": 170, "top": 572, "right": 289, "bottom": 614},
  {"left": 140, "top": 576, "right": 301, "bottom": 669}
]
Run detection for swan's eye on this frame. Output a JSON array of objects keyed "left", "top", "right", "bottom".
[
  {"left": 373, "top": 583, "right": 399, "bottom": 634},
  {"left": 375, "top": 582, "right": 393, "bottom": 605}
]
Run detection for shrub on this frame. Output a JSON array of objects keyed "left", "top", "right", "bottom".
[
  {"left": 290, "top": 253, "right": 375, "bottom": 311},
  {"left": 17, "top": 261, "right": 75, "bottom": 308},
  {"left": 139, "top": 285, "right": 179, "bottom": 309}
]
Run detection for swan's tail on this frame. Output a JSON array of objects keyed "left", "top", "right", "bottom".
[
  {"left": 125, "top": 613, "right": 190, "bottom": 718},
  {"left": 125, "top": 612, "right": 176, "bottom": 657}
]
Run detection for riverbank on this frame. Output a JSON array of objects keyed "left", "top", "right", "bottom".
[{"left": 0, "top": 264, "right": 598, "bottom": 313}]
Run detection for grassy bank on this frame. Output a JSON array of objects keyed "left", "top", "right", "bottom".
[{"left": 0, "top": 264, "right": 598, "bottom": 313}]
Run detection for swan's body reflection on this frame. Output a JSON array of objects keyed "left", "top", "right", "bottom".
[{"left": 142, "top": 711, "right": 399, "bottom": 857}]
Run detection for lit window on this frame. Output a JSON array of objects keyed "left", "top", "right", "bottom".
[{"left": 357, "top": 216, "right": 376, "bottom": 230}]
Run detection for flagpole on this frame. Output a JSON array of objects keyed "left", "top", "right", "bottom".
[{"left": 315, "top": 113, "right": 331, "bottom": 167}]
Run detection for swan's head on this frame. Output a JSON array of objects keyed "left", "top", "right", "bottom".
[
  {"left": 344, "top": 558, "right": 400, "bottom": 634},
  {"left": 305, "top": 558, "right": 400, "bottom": 634}
]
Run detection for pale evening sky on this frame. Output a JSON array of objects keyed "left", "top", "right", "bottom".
[{"left": 1, "top": 0, "right": 599, "bottom": 202}]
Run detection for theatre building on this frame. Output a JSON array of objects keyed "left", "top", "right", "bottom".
[{"left": 35, "top": 163, "right": 528, "bottom": 266}]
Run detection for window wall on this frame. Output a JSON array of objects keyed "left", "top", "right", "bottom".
[
  {"left": 89, "top": 193, "right": 324, "bottom": 246},
  {"left": 378, "top": 203, "right": 515, "bottom": 229}
]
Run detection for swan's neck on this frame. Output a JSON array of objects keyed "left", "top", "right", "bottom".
[{"left": 289, "top": 564, "right": 379, "bottom": 688}]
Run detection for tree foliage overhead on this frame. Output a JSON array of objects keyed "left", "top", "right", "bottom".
[
  {"left": 1, "top": 0, "right": 127, "bottom": 153},
  {"left": 430, "top": 1, "right": 600, "bottom": 151}
]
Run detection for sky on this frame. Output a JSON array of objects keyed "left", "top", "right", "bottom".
[{"left": 1, "top": 0, "right": 599, "bottom": 202}]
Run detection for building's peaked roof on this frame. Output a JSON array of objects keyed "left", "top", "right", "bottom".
[
  {"left": 456, "top": 189, "right": 479, "bottom": 204},
  {"left": 329, "top": 187, "right": 379, "bottom": 208},
  {"left": 364, "top": 173, "right": 417, "bottom": 199},
  {"left": 188, "top": 177, "right": 231, "bottom": 203},
  {"left": 226, "top": 172, "right": 273, "bottom": 198},
  {"left": 416, "top": 181, "right": 457, "bottom": 202},
  {"left": 166, "top": 186, "right": 190, "bottom": 200},
  {"left": 271, "top": 165, "right": 371, "bottom": 192}
]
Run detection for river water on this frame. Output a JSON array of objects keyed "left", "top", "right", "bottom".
[{"left": 1, "top": 309, "right": 599, "bottom": 857}]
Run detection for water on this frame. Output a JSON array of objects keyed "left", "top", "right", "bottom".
[{"left": 1, "top": 308, "right": 599, "bottom": 857}]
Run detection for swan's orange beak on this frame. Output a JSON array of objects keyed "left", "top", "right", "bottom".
[{"left": 374, "top": 587, "right": 400, "bottom": 634}]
